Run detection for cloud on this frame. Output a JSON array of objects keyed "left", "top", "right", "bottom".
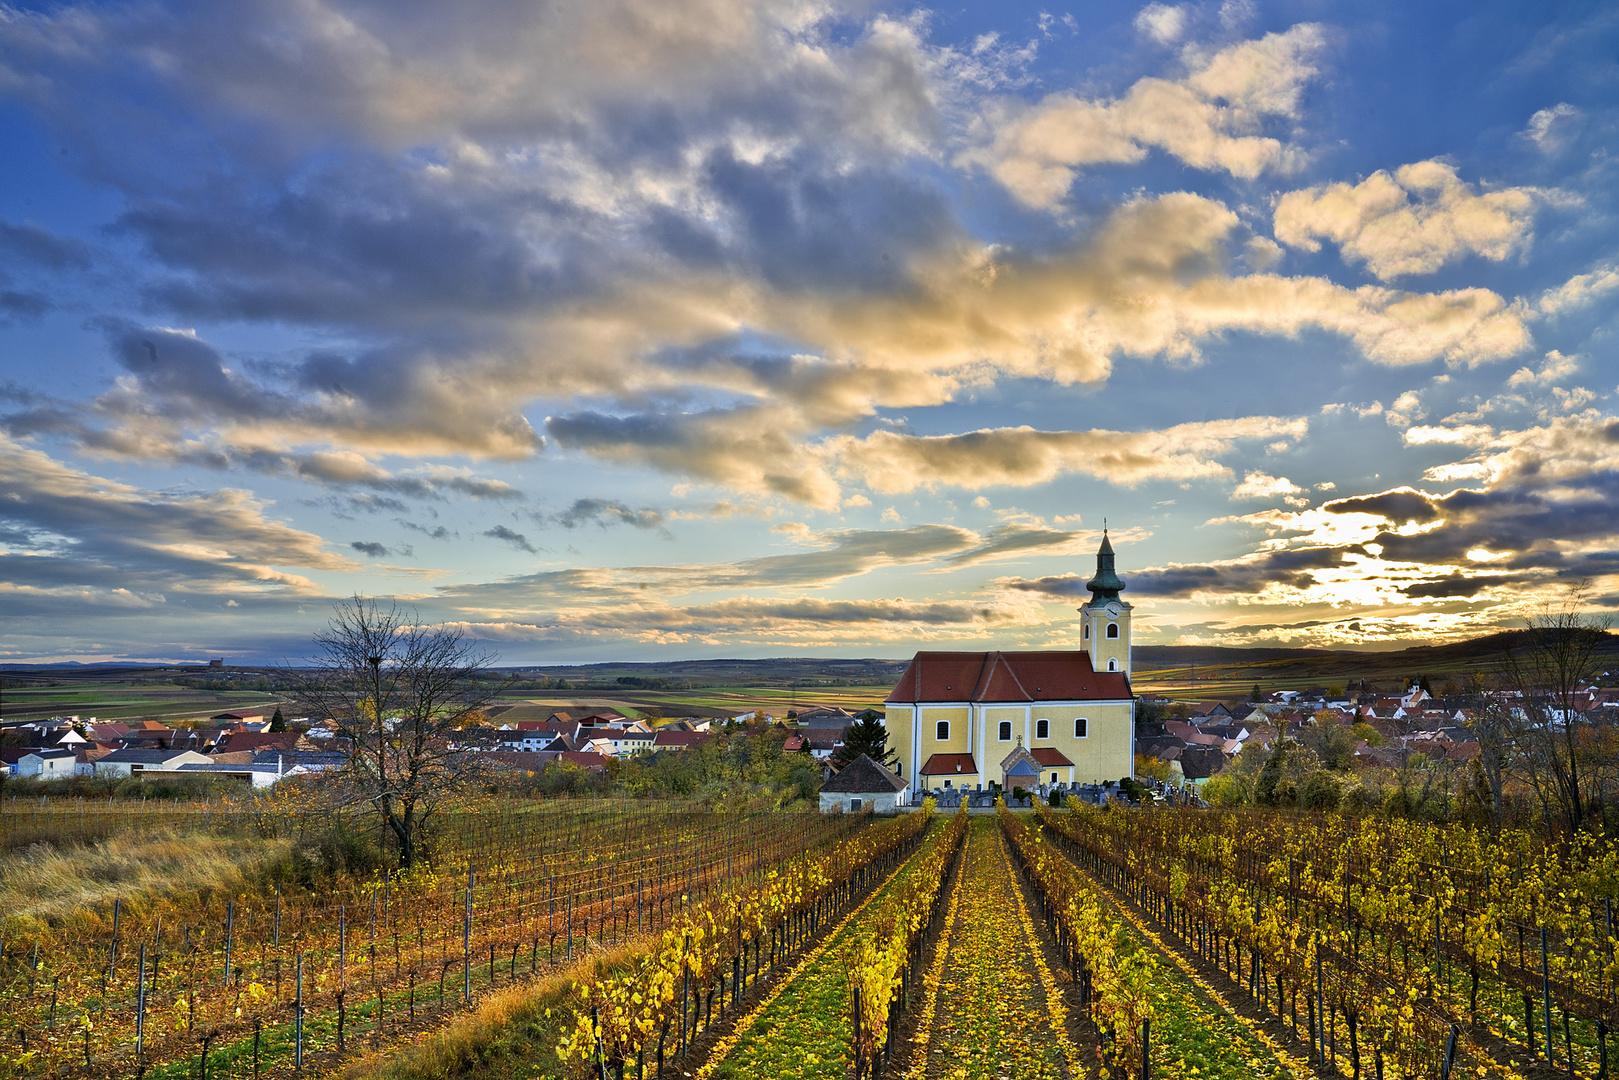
[
  {"left": 484, "top": 525, "right": 538, "bottom": 553},
  {"left": 1230, "top": 470, "right": 1304, "bottom": 500},
  {"left": 1507, "top": 350, "right": 1579, "bottom": 387},
  {"left": 1135, "top": 4, "right": 1189, "bottom": 45},
  {"left": 0, "top": 435, "right": 348, "bottom": 607},
  {"left": 0, "top": 220, "right": 92, "bottom": 271},
  {"left": 1536, "top": 264, "right": 1619, "bottom": 317},
  {"left": 1520, "top": 103, "right": 1581, "bottom": 152},
  {"left": 964, "top": 24, "right": 1326, "bottom": 208},
  {"left": 1401, "top": 424, "right": 1494, "bottom": 447},
  {"left": 351, "top": 541, "right": 390, "bottom": 557},
  {"left": 834, "top": 415, "right": 1307, "bottom": 496},
  {"left": 1274, "top": 160, "right": 1541, "bottom": 280},
  {"left": 1006, "top": 545, "right": 1361, "bottom": 599},
  {"left": 546, "top": 498, "right": 669, "bottom": 532}
]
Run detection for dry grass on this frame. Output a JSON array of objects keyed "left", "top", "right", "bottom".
[
  {"left": 0, "top": 831, "right": 290, "bottom": 927},
  {"left": 341, "top": 937, "right": 651, "bottom": 1080}
]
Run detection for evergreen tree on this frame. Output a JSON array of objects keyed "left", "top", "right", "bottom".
[
  {"left": 831, "top": 713, "right": 894, "bottom": 770},
  {"left": 269, "top": 706, "right": 286, "bottom": 732}
]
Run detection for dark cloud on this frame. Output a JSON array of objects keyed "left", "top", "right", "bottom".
[
  {"left": 1006, "top": 546, "right": 1362, "bottom": 600},
  {"left": 1323, "top": 488, "right": 1442, "bottom": 524},
  {"left": 0, "top": 221, "right": 92, "bottom": 271},
  {"left": 351, "top": 541, "right": 390, "bottom": 558},
  {"left": 1400, "top": 574, "right": 1524, "bottom": 598},
  {"left": 484, "top": 525, "right": 538, "bottom": 553},
  {"left": 0, "top": 290, "right": 51, "bottom": 321},
  {"left": 547, "top": 498, "right": 668, "bottom": 532},
  {"left": 398, "top": 519, "right": 455, "bottom": 540}
]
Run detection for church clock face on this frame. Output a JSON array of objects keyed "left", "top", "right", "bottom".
[{"left": 1104, "top": 602, "right": 1122, "bottom": 618}]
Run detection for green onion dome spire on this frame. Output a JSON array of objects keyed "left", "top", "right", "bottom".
[{"left": 1085, "top": 528, "right": 1126, "bottom": 603}]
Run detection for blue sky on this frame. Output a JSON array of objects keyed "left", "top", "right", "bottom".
[{"left": 1, "top": 0, "right": 1617, "bottom": 664}]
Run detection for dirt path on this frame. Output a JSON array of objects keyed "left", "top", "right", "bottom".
[{"left": 908, "top": 817, "right": 1086, "bottom": 1080}]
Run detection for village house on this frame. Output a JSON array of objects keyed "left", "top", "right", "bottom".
[
  {"left": 16, "top": 748, "right": 76, "bottom": 780},
  {"left": 818, "top": 754, "right": 908, "bottom": 814}
]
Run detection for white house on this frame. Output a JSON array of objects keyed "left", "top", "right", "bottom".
[
  {"left": 818, "top": 754, "right": 908, "bottom": 814},
  {"left": 93, "top": 747, "right": 211, "bottom": 778},
  {"left": 17, "top": 748, "right": 76, "bottom": 781}
]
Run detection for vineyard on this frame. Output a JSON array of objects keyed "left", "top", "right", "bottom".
[{"left": 2, "top": 796, "right": 1615, "bottom": 1080}]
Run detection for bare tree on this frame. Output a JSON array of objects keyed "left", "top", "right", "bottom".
[
  {"left": 291, "top": 596, "right": 502, "bottom": 868},
  {"left": 1498, "top": 580, "right": 1615, "bottom": 834}
]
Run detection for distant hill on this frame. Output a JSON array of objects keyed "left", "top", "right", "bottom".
[{"left": 1134, "top": 630, "right": 1619, "bottom": 690}]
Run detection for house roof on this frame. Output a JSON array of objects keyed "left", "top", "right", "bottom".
[
  {"left": 97, "top": 747, "right": 199, "bottom": 764},
  {"left": 821, "top": 754, "right": 906, "bottom": 794},
  {"left": 1030, "top": 747, "right": 1074, "bottom": 767},
  {"left": 213, "top": 732, "right": 300, "bottom": 755},
  {"left": 23, "top": 748, "right": 76, "bottom": 760},
  {"left": 919, "top": 752, "right": 978, "bottom": 776},
  {"left": 1004, "top": 758, "right": 1039, "bottom": 777},
  {"left": 885, "top": 651, "right": 1130, "bottom": 704},
  {"left": 556, "top": 750, "right": 610, "bottom": 770}
]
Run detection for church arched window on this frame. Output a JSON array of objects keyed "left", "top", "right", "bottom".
[
  {"left": 1035, "top": 718, "right": 1049, "bottom": 740},
  {"left": 1108, "top": 658, "right": 1117, "bottom": 671},
  {"left": 1074, "top": 717, "right": 1088, "bottom": 738},
  {"left": 1083, "top": 622, "right": 1090, "bottom": 639},
  {"left": 1106, "top": 622, "right": 1119, "bottom": 639},
  {"left": 936, "top": 720, "right": 949, "bottom": 741},
  {"left": 998, "top": 721, "right": 1012, "bottom": 741}
]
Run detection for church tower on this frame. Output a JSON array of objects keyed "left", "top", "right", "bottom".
[{"left": 1080, "top": 529, "right": 1132, "bottom": 676}]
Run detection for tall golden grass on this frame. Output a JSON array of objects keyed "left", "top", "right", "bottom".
[
  {"left": 0, "top": 831, "right": 290, "bottom": 926},
  {"left": 342, "top": 937, "right": 652, "bottom": 1080}
]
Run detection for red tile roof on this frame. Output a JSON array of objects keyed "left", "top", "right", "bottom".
[
  {"left": 884, "top": 651, "right": 1130, "bottom": 704},
  {"left": 919, "top": 753, "right": 978, "bottom": 776},
  {"left": 1030, "top": 747, "right": 1074, "bottom": 767}
]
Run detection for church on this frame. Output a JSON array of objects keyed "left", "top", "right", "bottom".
[{"left": 881, "top": 531, "right": 1136, "bottom": 792}]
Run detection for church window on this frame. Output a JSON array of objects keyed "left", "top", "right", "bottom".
[
  {"left": 1108, "top": 658, "right": 1118, "bottom": 671},
  {"left": 998, "top": 721, "right": 1012, "bottom": 741},
  {"left": 936, "top": 720, "right": 949, "bottom": 741},
  {"left": 895, "top": 761, "right": 902, "bottom": 776},
  {"left": 1035, "top": 718, "right": 1049, "bottom": 739},
  {"left": 1106, "top": 622, "right": 1119, "bottom": 639},
  {"left": 1075, "top": 717, "right": 1088, "bottom": 738},
  {"left": 1083, "top": 622, "right": 1090, "bottom": 639},
  {"left": 1052, "top": 772, "right": 1059, "bottom": 784}
]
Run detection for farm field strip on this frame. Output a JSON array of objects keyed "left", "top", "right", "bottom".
[
  {"left": 915, "top": 816, "right": 1085, "bottom": 1080},
  {"left": 1038, "top": 805, "right": 1615, "bottom": 1079},
  {"left": 0, "top": 805, "right": 862, "bottom": 1080},
  {"left": 691, "top": 815, "right": 951, "bottom": 1080}
]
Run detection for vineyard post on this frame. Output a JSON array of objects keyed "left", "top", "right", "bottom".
[
  {"left": 223, "top": 899, "right": 234, "bottom": 987},
  {"left": 135, "top": 942, "right": 147, "bottom": 1059},
  {"left": 274, "top": 883, "right": 281, "bottom": 946},
  {"left": 1141, "top": 1017, "right": 1150, "bottom": 1080},
  {"left": 464, "top": 868, "right": 473, "bottom": 1005},
  {"left": 567, "top": 892, "right": 574, "bottom": 961},
  {"left": 1439, "top": 1023, "right": 1459, "bottom": 1080},
  {"left": 1542, "top": 927, "right": 1554, "bottom": 1066},
  {"left": 294, "top": 952, "right": 304, "bottom": 1070}
]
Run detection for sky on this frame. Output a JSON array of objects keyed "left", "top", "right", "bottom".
[{"left": 1, "top": 0, "right": 1617, "bottom": 665}]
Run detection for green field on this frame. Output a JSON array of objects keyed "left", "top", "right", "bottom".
[{"left": 0, "top": 678, "right": 287, "bottom": 725}]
